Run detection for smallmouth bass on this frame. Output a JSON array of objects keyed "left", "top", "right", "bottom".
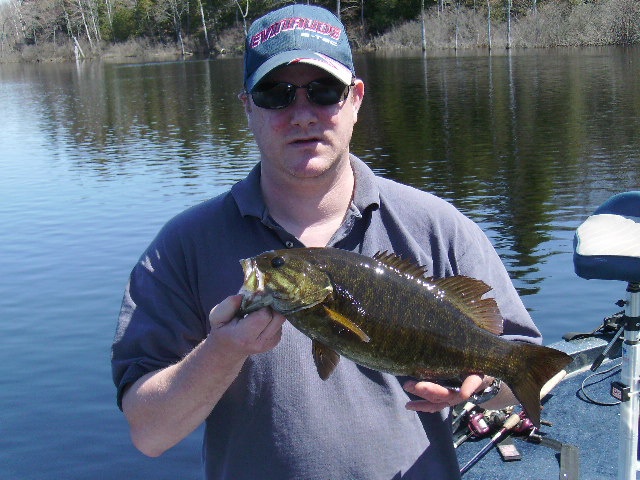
[{"left": 239, "top": 247, "right": 572, "bottom": 427}]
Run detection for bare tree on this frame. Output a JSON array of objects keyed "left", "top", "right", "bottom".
[
  {"left": 9, "top": 0, "right": 27, "bottom": 41},
  {"left": 61, "top": 0, "right": 85, "bottom": 58},
  {"left": 421, "top": 0, "right": 426, "bottom": 52},
  {"left": 197, "top": 0, "right": 210, "bottom": 53},
  {"left": 166, "top": 0, "right": 188, "bottom": 55},
  {"left": 103, "top": 0, "right": 113, "bottom": 36},
  {"left": 506, "top": 0, "right": 512, "bottom": 49},
  {"left": 487, "top": 0, "right": 492, "bottom": 50},
  {"left": 88, "top": 0, "right": 102, "bottom": 43},
  {"left": 73, "top": 0, "right": 94, "bottom": 49},
  {"left": 234, "top": 0, "right": 249, "bottom": 36}
]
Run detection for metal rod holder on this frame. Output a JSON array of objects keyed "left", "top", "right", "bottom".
[{"left": 618, "top": 282, "right": 640, "bottom": 480}]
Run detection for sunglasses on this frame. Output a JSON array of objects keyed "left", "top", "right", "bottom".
[{"left": 250, "top": 79, "right": 353, "bottom": 110}]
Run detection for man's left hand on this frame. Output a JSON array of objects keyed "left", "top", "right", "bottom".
[{"left": 403, "top": 375, "right": 487, "bottom": 412}]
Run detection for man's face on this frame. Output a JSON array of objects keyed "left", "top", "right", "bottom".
[{"left": 241, "top": 63, "right": 364, "bottom": 181}]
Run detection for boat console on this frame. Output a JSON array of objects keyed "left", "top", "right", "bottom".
[{"left": 574, "top": 191, "right": 640, "bottom": 480}]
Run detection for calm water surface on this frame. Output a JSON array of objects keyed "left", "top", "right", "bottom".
[{"left": 1, "top": 46, "right": 638, "bottom": 479}]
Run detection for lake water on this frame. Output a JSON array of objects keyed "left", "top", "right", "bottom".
[{"left": 1, "top": 46, "right": 638, "bottom": 479}]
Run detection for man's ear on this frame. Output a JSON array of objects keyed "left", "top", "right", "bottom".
[
  {"left": 351, "top": 79, "right": 365, "bottom": 120},
  {"left": 239, "top": 91, "right": 252, "bottom": 121},
  {"left": 239, "top": 91, "right": 250, "bottom": 108}
]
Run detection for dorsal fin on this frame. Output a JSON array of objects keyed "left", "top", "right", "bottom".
[
  {"left": 426, "top": 275, "right": 504, "bottom": 335},
  {"left": 373, "top": 251, "right": 429, "bottom": 279},
  {"left": 372, "top": 252, "right": 503, "bottom": 335}
]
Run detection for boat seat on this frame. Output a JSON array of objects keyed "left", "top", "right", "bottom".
[{"left": 574, "top": 191, "right": 640, "bottom": 283}]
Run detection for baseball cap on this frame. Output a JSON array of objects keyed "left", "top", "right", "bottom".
[{"left": 244, "top": 5, "right": 355, "bottom": 93}]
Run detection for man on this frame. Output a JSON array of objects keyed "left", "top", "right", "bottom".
[{"left": 112, "top": 5, "right": 541, "bottom": 479}]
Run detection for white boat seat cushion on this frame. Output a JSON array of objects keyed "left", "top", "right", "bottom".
[{"left": 574, "top": 192, "right": 640, "bottom": 282}]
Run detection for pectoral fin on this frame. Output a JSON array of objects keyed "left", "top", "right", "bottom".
[
  {"left": 312, "top": 340, "right": 340, "bottom": 380},
  {"left": 322, "top": 306, "right": 371, "bottom": 343}
]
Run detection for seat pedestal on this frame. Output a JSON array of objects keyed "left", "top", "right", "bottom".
[{"left": 573, "top": 192, "right": 640, "bottom": 479}]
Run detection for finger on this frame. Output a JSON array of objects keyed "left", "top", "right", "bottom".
[
  {"left": 255, "top": 310, "right": 286, "bottom": 344},
  {"left": 405, "top": 399, "right": 451, "bottom": 413},
  {"left": 403, "top": 380, "right": 468, "bottom": 413},
  {"left": 459, "top": 374, "right": 485, "bottom": 399},
  {"left": 404, "top": 380, "right": 455, "bottom": 402},
  {"left": 209, "top": 295, "right": 243, "bottom": 327}
]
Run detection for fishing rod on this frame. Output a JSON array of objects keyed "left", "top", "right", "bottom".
[
  {"left": 459, "top": 411, "right": 522, "bottom": 475},
  {"left": 457, "top": 368, "right": 568, "bottom": 474},
  {"left": 454, "top": 368, "right": 567, "bottom": 439}
]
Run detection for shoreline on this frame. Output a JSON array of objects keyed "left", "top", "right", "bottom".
[
  {"left": 1, "top": 39, "right": 637, "bottom": 66},
  {"left": 2, "top": 1, "right": 638, "bottom": 65}
]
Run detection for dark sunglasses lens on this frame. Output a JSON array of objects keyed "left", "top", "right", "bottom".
[
  {"left": 307, "top": 81, "right": 349, "bottom": 105},
  {"left": 251, "top": 80, "right": 350, "bottom": 109},
  {"left": 251, "top": 82, "right": 295, "bottom": 109}
]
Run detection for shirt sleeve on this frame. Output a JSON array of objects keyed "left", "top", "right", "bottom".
[
  {"left": 452, "top": 218, "right": 542, "bottom": 344},
  {"left": 373, "top": 175, "right": 542, "bottom": 345},
  {"left": 111, "top": 226, "right": 208, "bottom": 410}
]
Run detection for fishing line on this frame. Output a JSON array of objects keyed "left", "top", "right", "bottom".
[{"left": 579, "top": 360, "right": 622, "bottom": 406}]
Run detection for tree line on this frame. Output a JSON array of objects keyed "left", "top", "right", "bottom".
[{"left": 1, "top": 0, "right": 638, "bottom": 61}]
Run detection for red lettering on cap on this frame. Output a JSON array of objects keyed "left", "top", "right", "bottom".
[
  {"left": 250, "top": 16, "right": 342, "bottom": 48},
  {"left": 251, "top": 21, "right": 284, "bottom": 48},
  {"left": 293, "top": 17, "right": 309, "bottom": 30},
  {"left": 327, "top": 25, "right": 341, "bottom": 40}
]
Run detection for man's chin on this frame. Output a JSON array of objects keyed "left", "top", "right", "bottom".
[
  {"left": 284, "top": 151, "right": 334, "bottom": 177},
  {"left": 289, "top": 159, "right": 338, "bottom": 179}
]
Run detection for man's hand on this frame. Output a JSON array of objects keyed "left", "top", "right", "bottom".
[
  {"left": 123, "top": 295, "right": 287, "bottom": 458},
  {"left": 403, "top": 375, "right": 486, "bottom": 412},
  {"left": 208, "top": 295, "right": 286, "bottom": 357}
]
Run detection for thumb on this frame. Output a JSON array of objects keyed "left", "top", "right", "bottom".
[{"left": 209, "top": 295, "right": 243, "bottom": 327}]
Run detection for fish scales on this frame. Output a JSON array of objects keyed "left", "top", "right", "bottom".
[
  {"left": 291, "top": 248, "right": 506, "bottom": 379},
  {"left": 239, "top": 247, "right": 572, "bottom": 427}
]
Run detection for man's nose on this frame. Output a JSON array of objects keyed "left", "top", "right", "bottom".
[{"left": 289, "top": 89, "right": 319, "bottom": 125}]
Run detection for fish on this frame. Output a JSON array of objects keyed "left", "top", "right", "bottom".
[{"left": 238, "top": 247, "right": 572, "bottom": 427}]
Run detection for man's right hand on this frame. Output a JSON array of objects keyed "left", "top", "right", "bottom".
[
  {"left": 123, "top": 295, "right": 286, "bottom": 457},
  {"left": 208, "top": 295, "right": 286, "bottom": 357}
]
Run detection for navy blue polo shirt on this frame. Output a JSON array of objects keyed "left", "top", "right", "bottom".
[{"left": 112, "top": 156, "right": 540, "bottom": 480}]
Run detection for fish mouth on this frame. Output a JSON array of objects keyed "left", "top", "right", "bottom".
[
  {"left": 238, "top": 256, "right": 317, "bottom": 316},
  {"left": 238, "top": 258, "right": 271, "bottom": 314}
]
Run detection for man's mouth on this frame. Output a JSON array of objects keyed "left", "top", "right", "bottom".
[{"left": 290, "top": 136, "right": 322, "bottom": 145}]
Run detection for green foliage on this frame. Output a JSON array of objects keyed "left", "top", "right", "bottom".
[
  {"left": 111, "top": 7, "right": 137, "bottom": 42},
  {"left": 365, "top": 0, "right": 434, "bottom": 34}
]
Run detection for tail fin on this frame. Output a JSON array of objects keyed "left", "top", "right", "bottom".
[{"left": 505, "top": 343, "right": 572, "bottom": 427}]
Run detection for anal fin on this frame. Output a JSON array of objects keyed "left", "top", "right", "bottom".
[{"left": 312, "top": 340, "right": 340, "bottom": 380}]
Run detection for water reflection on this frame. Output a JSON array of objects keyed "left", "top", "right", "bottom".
[
  {"left": 4, "top": 59, "right": 257, "bottom": 188},
  {"left": 1, "top": 48, "right": 639, "bottom": 479},
  {"left": 352, "top": 48, "right": 639, "bottom": 294},
  {"left": 2, "top": 47, "right": 639, "bottom": 295}
]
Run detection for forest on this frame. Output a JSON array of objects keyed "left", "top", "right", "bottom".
[{"left": 0, "top": 0, "right": 638, "bottom": 62}]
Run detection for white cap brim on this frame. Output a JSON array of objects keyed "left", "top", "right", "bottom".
[{"left": 246, "top": 50, "right": 353, "bottom": 92}]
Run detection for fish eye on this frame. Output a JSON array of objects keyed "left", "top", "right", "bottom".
[{"left": 271, "top": 256, "right": 286, "bottom": 268}]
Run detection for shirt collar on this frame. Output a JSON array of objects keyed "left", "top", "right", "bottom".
[
  {"left": 231, "top": 162, "right": 266, "bottom": 220},
  {"left": 231, "top": 156, "right": 380, "bottom": 221},
  {"left": 350, "top": 154, "right": 380, "bottom": 216}
]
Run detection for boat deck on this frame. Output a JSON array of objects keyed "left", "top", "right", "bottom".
[{"left": 456, "top": 336, "right": 633, "bottom": 479}]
